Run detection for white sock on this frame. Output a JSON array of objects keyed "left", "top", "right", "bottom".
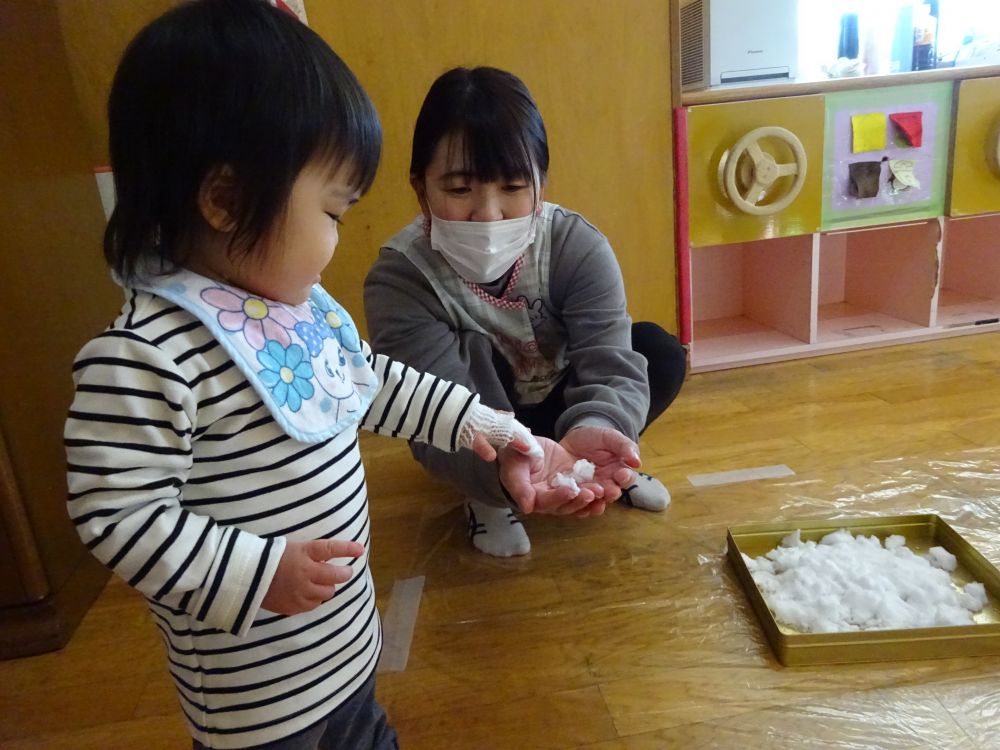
[
  {"left": 620, "top": 472, "right": 671, "bottom": 512},
  {"left": 465, "top": 499, "right": 531, "bottom": 557}
]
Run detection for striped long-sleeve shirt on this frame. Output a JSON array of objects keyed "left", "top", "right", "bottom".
[{"left": 65, "top": 288, "right": 479, "bottom": 748}]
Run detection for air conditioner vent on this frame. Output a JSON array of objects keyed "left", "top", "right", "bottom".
[{"left": 680, "top": 0, "right": 707, "bottom": 88}]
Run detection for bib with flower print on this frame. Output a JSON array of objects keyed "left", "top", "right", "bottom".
[{"left": 134, "top": 269, "right": 378, "bottom": 443}]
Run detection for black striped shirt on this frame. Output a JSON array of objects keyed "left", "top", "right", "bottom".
[{"left": 65, "top": 290, "right": 477, "bottom": 747}]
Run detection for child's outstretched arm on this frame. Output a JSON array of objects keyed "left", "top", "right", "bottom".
[{"left": 360, "top": 345, "right": 539, "bottom": 458}]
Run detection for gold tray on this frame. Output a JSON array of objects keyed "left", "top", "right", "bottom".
[{"left": 727, "top": 514, "right": 1000, "bottom": 666}]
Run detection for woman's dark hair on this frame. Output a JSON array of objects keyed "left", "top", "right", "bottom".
[
  {"left": 105, "top": 0, "right": 381, "bottom": 282},
  {"left": 410, "top": 67, "right": 548, "bottom": 187}
]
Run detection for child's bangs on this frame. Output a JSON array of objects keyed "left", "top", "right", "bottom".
[
  {"left": 309, "top": 82, "right": 382, "bottom": 194},
  {"left": 312, "top": 126, "right": 381, "bottom": 195}
]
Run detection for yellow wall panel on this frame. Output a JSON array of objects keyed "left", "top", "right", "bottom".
[
  {"left": 309, "top": 0, "right": 677, "bottom": 333},
  {"left": 48, "top": 1, "right": 678, "bottom": 332},
  {"left": 950, "top": 76, "right": 1000, "bottom": 217},
  {"left": 686, "top": 95, "right": 825, "bottom": 247}
]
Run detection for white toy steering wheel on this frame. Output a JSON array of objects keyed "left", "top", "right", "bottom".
[{"left": 720, "top": 126, "right": 808, "bottom": 216}]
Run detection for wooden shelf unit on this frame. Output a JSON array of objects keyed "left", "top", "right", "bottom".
[
  {"left": 686, "top": 217, "right": 1000, "bottom": 372},
  {"left": 679, "top": 72, "right": 1000, "bottom": 372}
]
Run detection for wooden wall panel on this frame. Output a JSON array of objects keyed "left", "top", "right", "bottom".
[
  {"left": 0, "top": 0, "right": 120, "bottom": 652},
  {"left": 55, "top": 0, "right": 177, "bottom": 166},
  {"left": 308, "top": 0, "right": 677, "bottom": 335},
  {"left": 49, "top": 1, "right": 679, "bottom": 335}
]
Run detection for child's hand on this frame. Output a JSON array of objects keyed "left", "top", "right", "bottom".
[
  {"left": 559, "top": 426, "right": 641, "bottom": 502},
  {"left": 462, "top": 404, "right": 544, "bottom": 463},
  {"left": 498, "top": 437, "right": 609, "bottom": 516},
  {"left": 262, "top": 539, "right": 365, "bottom": 616}
]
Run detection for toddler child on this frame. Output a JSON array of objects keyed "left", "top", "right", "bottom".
[{"left": 64, "top": 3, "right": 599, "bottom": 748}]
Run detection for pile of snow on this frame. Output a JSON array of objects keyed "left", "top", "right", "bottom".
[
  {"left": 742, "top": 529, "right": 989, "bottom": 633},
  {"left": 550, "top": 459, "right": 596, "bottom": 495}
]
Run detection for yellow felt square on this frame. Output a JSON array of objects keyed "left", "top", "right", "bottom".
[{"left": 852, "top": 112, "right": 887, "bottom": 153}]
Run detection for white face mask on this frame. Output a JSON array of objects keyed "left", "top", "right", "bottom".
[{"left": 429, "top": 212, "right": 537, "bottom": 283}]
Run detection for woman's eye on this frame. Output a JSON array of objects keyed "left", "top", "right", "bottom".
[
  {"left": 503, "top": 184, "right": 529, "bottom": 193},
  {"left": 445, "top": 187, "right": 470, "bottom": 196},
  {"left": 325, "top": 212, "right": 343, "bottom": 225}
]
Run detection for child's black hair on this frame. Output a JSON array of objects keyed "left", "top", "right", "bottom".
[
  {"left": 105, "top": 0, "right": 381, "bottom": 282},
  {"left": 410, "top": 67, "right": 548, "bottom": 188}
]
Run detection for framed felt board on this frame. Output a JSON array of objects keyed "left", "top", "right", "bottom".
[{"left": 821, "top": 82, "right": 953, "bottom": 231}]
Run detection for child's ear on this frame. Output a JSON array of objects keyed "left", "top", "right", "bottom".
[{"left": 198, "top": 165, "right": 239, "bottom": 232}]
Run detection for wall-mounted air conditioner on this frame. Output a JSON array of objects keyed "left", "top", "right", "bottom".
[{"left": 680, "top": 0, "right": 798, "bottom": 90}]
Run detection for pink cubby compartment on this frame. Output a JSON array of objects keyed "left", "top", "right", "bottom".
[
  {"left": 816, "top": 219, "right": 940, "bottom": 344},
  {"left": 939, "top": 214, "right": 1000, "bottom": 329},
  {"left": 689, "top": 234, "right": 817, "bottom": 372},
  {"left": 687, "top": 220, "right": 951, "bottom": 372}
]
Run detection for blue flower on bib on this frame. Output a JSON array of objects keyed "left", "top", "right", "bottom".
[{"left": 257, "top": 340, "right": 315, "bottom": 412}]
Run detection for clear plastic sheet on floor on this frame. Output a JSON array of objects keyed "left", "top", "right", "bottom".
[{"left": 672, "top": 448, "right": 1000, "bottom": 747}]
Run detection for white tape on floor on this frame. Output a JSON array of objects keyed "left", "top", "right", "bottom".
[
  {"left": 687, "top": 464, "right": 796, "bottom": 487},
  {"left": 376, "top": 575, "right": 425, "bottom": 673}
]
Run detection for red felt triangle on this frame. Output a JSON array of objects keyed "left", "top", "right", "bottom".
[{"left": 889, "top": 112, "right": 923, "bottom": 148}]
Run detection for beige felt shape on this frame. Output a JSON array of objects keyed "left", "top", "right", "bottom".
[{"left": 721, "top": 127, "right": 808, "bottom": 216}]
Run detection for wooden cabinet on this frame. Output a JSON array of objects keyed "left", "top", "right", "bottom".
[
  {"left": 679, "top": 76, "right": 1000, "bottom": 372},
  {"left": 0, "top": 0, "right": 123, "bottom": 659}
]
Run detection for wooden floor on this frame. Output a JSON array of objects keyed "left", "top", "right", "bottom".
[{"left": 5, "top": 332, "right": 1000, "bottom": 748}]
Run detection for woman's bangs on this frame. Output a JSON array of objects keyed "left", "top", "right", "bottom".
[{"left": 459, "top": 120, "right": 537, "bottom": 185}]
